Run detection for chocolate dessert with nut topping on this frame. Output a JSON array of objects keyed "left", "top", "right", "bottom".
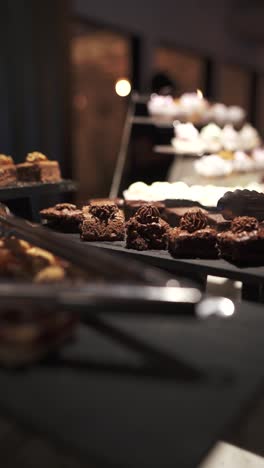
[
  {"left": 80, "top": 203, "right": 125, "bottom": 241},
  {"left": 17, "top": 152, "right": 61, "bottom": 183},
  {"left": 126, "top": 204, "right": 169, "bottom": 251},
  {"left": 218, "top": 216, "right": 264, "bottom": 264},
  {"left": 0, "top": 155, "right": 17, "bottom": 187},
  {"left": 169, "top": 208, "right": 219, "bottom": 259},
  {"left": 40, "top": 203, "right": 82, "bottom": 233}
]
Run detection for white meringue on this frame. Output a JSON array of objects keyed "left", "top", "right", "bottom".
[
  {"left": 172, "top": 122, "right": 206, "bottom": 155},
  {"left": 210, "top": 103, "right": 229, "bottom": 126},
  {"left": 221, "top": 125, "right": 240, "bottom": 151},
  {"left": 200, "top": 123, "right": 222, "bottom": 153},
  {"left": 178, "top": 92, "right": 207, "bottom": 115},
  {"left": 147, "top": 94, "right": 177, "bottom": 118},
  {"left": 239, "top": 124, "right": 261, "bottom": 151},
  {"left": 227, "top": 106, "right": 246, "bottom": 126},
  {"left": 252, "top": 148, "right": 264, "bottom": 169}
]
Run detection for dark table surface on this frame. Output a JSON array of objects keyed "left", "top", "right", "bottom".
[{"left": 0, "top": 301, "right": 264, "bottom": 468}]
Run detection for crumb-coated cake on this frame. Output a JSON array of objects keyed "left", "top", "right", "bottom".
[
  {"left": 0, "top": 155, "right": 17, "bottom": 187},
  {"left": 126, "top": 205, "right": 169, "bottom": 251},
  {"left": 217, "top": 216, "right": 264, "bottom": 264},
  {"left": 80, "top": 203, "right": 125, "bottom": 241},
  {"left": 40, "top": 203, "right": 82, "bottom": 232},
  {"left": 168, "top": 208, "right": 219, "bottom": 259},
  {"left": 16, "top": 152, "right": 61, "bottom": 183}
]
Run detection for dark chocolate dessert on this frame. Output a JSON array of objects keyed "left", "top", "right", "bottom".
[
  {"left": 40, "top": 203, "right": 82, "bottom": 233},
  {"left": 0, "top": 155, "right": 17, "bottom": 187},
  {"left": 169, "top": 208, "right": 219, "bottom": 259},
  {"left": 126, "top": 205, "right": 169, "bottom": 251},
  {"left": 80, "top": 203, "right": 125, "bottom": 241},
  {"left": 124, "top": 200, "right": 166, "bottom": 221},
  {"left": 217, "top": 189, "right": 264, "bottom": 221},
  {"left": 17, "top": 152, "right": 61, "bottom": 183},
  {"left": 87, "top": 198, "right": 124, "bottom": 210},
  {"left": 218, "top": 216, "right": 264, "bottom": 264}
]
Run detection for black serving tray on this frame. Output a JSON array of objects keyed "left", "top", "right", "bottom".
[{"left": 64, "top": 237, "right": 264, "bottom": 284}]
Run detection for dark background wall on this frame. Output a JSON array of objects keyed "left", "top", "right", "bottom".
[{"left": 74, "top": 0, "right": 264, "bottom": 74}]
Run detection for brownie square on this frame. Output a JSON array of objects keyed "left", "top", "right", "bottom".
[
  {"left": 126, "top": 205, "right": 169, "bottom": 251},
  {"left": 218, "top": 216, "right": 264, "bottom": 264},
  {"left": 0, "top": 155, "right": 17, "bottom": 187},
  {"left": 80, "top": 204, "right": 125, "bottom": 242},
  {"left": 168, "top": 208, "right": 219, "bottom": 259},
  {"left": 40, "top": 203, "right": 82, "bottom": 233},
  {"left": 17, "top": 152, "right": 61, "bottom": 183}
]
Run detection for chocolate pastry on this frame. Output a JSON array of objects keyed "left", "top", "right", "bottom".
[
  {"left": 80, "top": 203, "right": 125, "bottom": 241},
  {"left": 40, "top": 203, "right": 82, "bottom": 233},
  {"left": 218, "top": 216, "right": 264, "bottom": 264},
  {"left": 0, "top": 155, "right": 17, "bottom": 187},
  {"left": 87, "top": 198, "right": 124, "bottom": 210},
  {"left": 169, "top": 208, "right": 219, "bottom": 259},
  {"left": 17, "top": 152, "right": 61, "bottom": 183},
  {"left": 126, "top": 205, "right": 169, "bottom": 251},
  {"left": 217, "top": 189, "right": 264, "bottom": 221},
  {"left": 124, "top": 200, "right": 166, "bottom": 221}
]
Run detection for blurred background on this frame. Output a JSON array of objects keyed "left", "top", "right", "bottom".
[{"left": 2, "top": 0, "right": 264, "bottom": 202}]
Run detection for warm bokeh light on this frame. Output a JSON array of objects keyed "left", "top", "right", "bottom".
[
  {"left": 115, "top": 78, "right": 131, "bottom": 97},
  {"left": 197, "top": 89, "right": 203, "bottom": 99}
]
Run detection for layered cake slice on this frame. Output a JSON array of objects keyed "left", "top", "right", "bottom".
[
  {"left": 80, "top": 203, "right": 125, "bottom": 241},
  {"left": 169, "top": 208, "right": 219, "bottom": 259},
  {"left": 17, "top": 152, "right": 61, "bottom": 183},
  {"left": 218, "top": 216, "right": 264, "bottom": 264},
  {"left": 40, "top": 203, "right": 82, "bottom": 233},
  {"left": 126, "top": 204, "right": 169, "bottom": 251},
  {"left": 0, "top": 155, "right": 17, "bottom": 187}
]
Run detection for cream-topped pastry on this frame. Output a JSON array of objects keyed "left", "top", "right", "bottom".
[
  {"left": 172, "top": 122, "right": 206, "bottom": 155},
  {"left": 221, "top": 125, "right": 240, "bottom": 151},
  {"left": 194, "top": 154, "right": 233, "bottom": 177},
  {"left": 210, "top": 103, "right": 229, "bottom": 127},
  {"left": 123, "top": 182, "right": 150, "bottom": 201},
  {"left": 200, "top": 123, "right": 222, "bottom": 153},
  {"left": 239, "top": 124, "right": 261, "bottom": 151},
  {"left": 178, "top": 92, "right": 208, "bottom": 116},
  {"left": 147, "top": 94, "right": 177, "bottom": 119},
  {"left": 252, "top": 148, "right": 264, "bottom": 169},
  {"left": 232, "top": 151, "right": 254, "bottom": 173},
  {"left": 227, "top": 106, "right": 246, "bottom": 127}
]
